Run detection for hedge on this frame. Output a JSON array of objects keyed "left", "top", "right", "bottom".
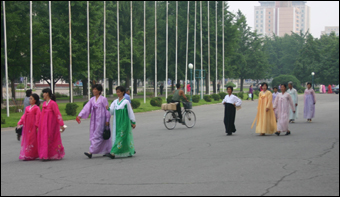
[
  {"left": 65, "top": 103, "right": 79, "bottom": 116},
  {"left": 219, "top": 92, "right": 227, "bottom": 100},
  {"left": 167, "top": 95, "right": 173, "bottom": 103},
  {"left": 211, "top": 94, "right": 220, "bottom": 101},
  {"left": 150, "top": 97, "right": 163, "bottom": 107},
  {"left": 131, "top": 99, "right": 141, "bottom": 109},
  {"left": 237, "top": 91, "right": 244, "bottom": 100},
  {"left": 192, "top": 95, "right": 200, "bottom": 103},
  {"left": 203, "top": 95, "right": 212, "bottom": 102},
  {"left": 272, "top": 75, "right": 303, "bottom": 91}
]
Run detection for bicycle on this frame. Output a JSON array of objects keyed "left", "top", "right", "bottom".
[{"left": 163, "top": 101, "right": 196, "bottom": 130}]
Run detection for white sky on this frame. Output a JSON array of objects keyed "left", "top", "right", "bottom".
[{"left": 227, "top": 1, "right": 340, "bottom": 38}]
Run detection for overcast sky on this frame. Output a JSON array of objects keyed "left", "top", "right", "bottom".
[{"left": 227, "top": 1, "right": 339, "bottom": 38}]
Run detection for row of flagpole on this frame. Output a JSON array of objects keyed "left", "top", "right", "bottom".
[{"left": 2, "top": 1, "right": 226, "bottom": 116}]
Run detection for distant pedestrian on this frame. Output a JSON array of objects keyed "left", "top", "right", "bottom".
[
  {"left": 328, "top": 84, "right": 333, "bottom": 94},
  {"left": 273, "top": 84, "right": 296, "bottom": 136},
  {"left": 23, "top": 89, "right": 32, "bottom": 113},
  {"left": 17, "top": 93, "right": 41, "bottom": 161},
  {"left": 251, "top": 83, "right": 277, "bottom": 136},
  {"left": 38, "top": 88, "right": 65, "bottom": 160},
  {"left": 160, "top": 84, "right": 164, "bottom": 95},
  {"left": 287, "top": 82, "right": 298, "bottom": 123},
  {"left": 247, "top": 85, "right": 254, "bottom": 101},
  {"left": 187, "top": 83, "right": 191, "bottom": 94},
  {"left": 222, "top": 86, "right": 242, "bottom": 136},
  {"left": 217, "top": 83, "right": 221, "bottom": 93},
  {"left": 77, "top": 84, "right": 112, "bottom": 159},
  {"left": 272, "top": 87, "right": 279, "bottom": 121},
  {"left": 124, "top": 88, "right": 132, "bottom": 104},
  {"left": 304, "top": 82, "right": 316, "bottom": 122},
  {"left": 107, "top": 86, "right": 136, "bottom": 159}
]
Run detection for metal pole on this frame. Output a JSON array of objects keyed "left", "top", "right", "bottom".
[
  {"left": 194, "top": 1, "right": 196, "bottom": 95},
  {"left": 208, "top": 1, "right": 210, "bottom": 95},
  {"left": 185, "top": 1, "right": 190, "bottom": 95},
  {"left": 87, "top": 1, "right": 90, "bottom": 101},
  {"left": 69, "top": 1, "right": 73, "bottom": 103},
  {"left": 166, "top": 1, "right": 168, "bottom": 99},
  {"left": 175, "top": 1, "right": 178, "bottom": 84},
  {"left": 215, "top": 1, "right": 217, "bottom": 94},
  {"left": 200, "top": 1, "right": 203, "bottom": 100},
  {"left": 49, "top": 1, "right": 53, "bottom": 93},
  {"left": 30, "top": 1, "right": 33, "bottom": 90},
  {"left": 144, "top": 1, "right": 146, "bottom": 103},
  {"left": 117, "top": 1, "right": 120, "bottom": 86},
  {"left": 222, "top": 1, "right": 225, "bottom": 93},
  {"left": 312, "top": 75, "right": 314, "bottom": 90},
  {"left": 103, "top": 1, "right": 106, "bottom": 97},
  {"left": 3, "top": 1, "right": 9, "bottom": 117},
  {"left": 190, "top": 69, "right": 192, "bottom": 102},
  {"left": 131, "top": 1, "right": 133, "bottom": 99},
  {"left": 155, "top": 1, "right": 157, "bottom": 97}
]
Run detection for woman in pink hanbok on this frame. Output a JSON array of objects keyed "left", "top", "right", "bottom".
[
  {"left": 17, "top": 94, "right": 41, "bottom": 161},
  {"left": 38, "top": 88, "right": 65, "bottom": 160},
  {"left": 273, "top": 84, "right": 296, "bottom": 136},
  {"left": 272, "top": 87, "right": 279, "bottom": 121},
  {"left": 77, "top": 84, "right": 112, "bottom": 159},
  {"left": 304, "top": 82, "right": 316, "bottom": 122}
]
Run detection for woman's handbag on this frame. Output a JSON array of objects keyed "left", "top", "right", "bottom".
[{"left": 102, "top": 99, "right": 111, "bottom": 140}]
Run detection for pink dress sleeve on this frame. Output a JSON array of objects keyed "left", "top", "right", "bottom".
[
  {"left": 52, "top": 101, "right": 64, "bottom": 126},
  {"left": 78, "top": 97, "right": 93, "bottom": 119},
  {"left": 34, "top": 106, "right": 41, "bottom": 128},
  {"left": 18, "top": 106, "right": 29, "bottom": 125}
]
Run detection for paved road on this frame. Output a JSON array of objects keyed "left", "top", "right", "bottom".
[{"left": 1, "top": 94, "right": 339, "bottom": 196}]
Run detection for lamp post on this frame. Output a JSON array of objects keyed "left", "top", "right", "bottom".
[
  {"left": 312, "top": 72, "right": 315, "bottom": 90},
  {"left": 189, "top": 63, "right": 193, "bottom": 102}
]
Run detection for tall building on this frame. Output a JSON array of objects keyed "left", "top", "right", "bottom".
[
  {"left": 321, "top": 26, "right": 339, "bottom": 36},
  {"left": 254, "top": 1, "right": 311, "bottom": 37}
]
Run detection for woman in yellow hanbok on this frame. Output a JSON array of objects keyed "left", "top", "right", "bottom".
[{"left": 251, "top": 83, "right": 277, "bottom": 136}]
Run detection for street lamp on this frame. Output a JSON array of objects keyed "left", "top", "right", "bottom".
[
  {"left": 311, "top": 72, "right": 315, "bottom": 90},
  {"left": 188, "top": 63, "right": 193, "bottom": 102}
]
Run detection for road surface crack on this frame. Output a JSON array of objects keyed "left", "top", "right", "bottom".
[{"left": 261, "top": 170, "right": 297, "bottom": 196}]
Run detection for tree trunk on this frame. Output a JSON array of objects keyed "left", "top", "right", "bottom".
[
  {"left": 108, "top": 78, "right": 113, "bottom": 95},
  {"left": 240, "top": 77, "right": 244, "bottom": 92},
  {"left": 1, "top": 73, "right": 3, "bottom": 104},
  {"left": 205, "top": 76, "right": 209, "bottom": 94},
  {"left": 171, "top": 79, "right": 175, "bottom": 91},
  {"left": 11, "top": 78, "right": 15, "bottom": 100},
  {"left": 133, "top": 78, "right": 137, "bottom": 95},
  {"left": 213, "top": 80, "right": 216, "bottom": 93},
  {"left": 125, "top": 77, "right": 130, "bottom": 89},
  {"left": 83, "top": 79, "right": 88, "bottom": 98}
]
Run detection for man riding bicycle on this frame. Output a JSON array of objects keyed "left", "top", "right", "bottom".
[{"left": 171, "top": 84, "right": 189, "bottom": 124}]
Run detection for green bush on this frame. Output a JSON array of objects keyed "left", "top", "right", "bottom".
[
  {"left": 131, "top": 99, "right": 141, "bottom": 109},
  {"left": 40, "top": 92, "right": 43, "bottom": 98},
  {"left": 55, "top": 92, "right": 68, "bottom": 98},
  {"left": 237, "top": 91, "right": 244, "bottom": 100},
  {"left": 83, "top": 101, "right": 88, "bottom": 107},
  {"left": 203, "top": 95, "right": 212, "bottom": 102},
  {"left": 219, "top": 92, "right": 227, "bottom": 100},
  {"left": 254, "top": 90, "right": 260, "bottom": 97},
  {"left": 167, "top": 95, "right": 173, "bottom": 103},
  {"left": 192, "top": 95, "right": 200, "bottom": 103},
  {"left": 16, "top": 83, "right": 25, "bottom": 89},
  {"left": 225, "top": 82, "right": 236, "bottom": 88},
  {"left": 272, "top": 75, "right": 303, "bottom": 91},
  {"left": 1, "top": 117, "right": 5, "bottom": 124},
  {"left": 233, "top": 93, "right": 238, "bottom": 97},
  {"left": 65, "top": 103, "right": 79, "bottom": 116},
  {"left": 150, "top": 97, "right": 163, "bottom": 107},
  {"left": 211, "top": 94, "right": 220, "bottom": 101}
]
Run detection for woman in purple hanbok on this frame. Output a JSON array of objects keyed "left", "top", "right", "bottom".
[
  {"left": 304, "top": 82, "right": 316, "bottom": 122},
  {"left": 77, "top": 84, "right": 112, "bottom": 158},
  {"left": 273, "top": 84, "right": 296, "bottom": 136}
]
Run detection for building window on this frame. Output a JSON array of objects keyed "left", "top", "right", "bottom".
[
  {"left": 269, "top": 12, "right": 271, "bottom": 14},
  {"left": 256, "top": 16, "right": 258, "bottom": 18},
  {"left": 261, "top": 25, "right": 263, "bottom": 27},
  {"left": 256, "top": 25, "right": 258, "bottom": 27},
  {"left": 256, "top": 11, "right": 258, "bottom": 14},
  {"left": 297, "top": 28, "right": 299, "bottom": 31},
  {"left": 297, "top": 20, "right": 299, "bottom": 23},
  {"left": 269, "top": 20, "right": 271, "bottom": 23},
  {"left": 261, "top": 11, "right": 263, "bottom": 14},
  {"left": 269, "top": 16, "right": 271, "bottom": 18},
  {"left": 297, "top": 24, "right": 299, "bottom": 27},
  {"left": 261, "top": 20, "right": 263, "bottom": 23},
  {"left": 261, "top": 29, "right": 262, "bottom": 32},
  {"left": 269, "top": 29, "right": 271, "bottom": 31},
  {"left": 261, "top": 15, "right": 263, "bottom": 18}
]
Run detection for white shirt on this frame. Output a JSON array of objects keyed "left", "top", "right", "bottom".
[{"left": 222, "top": 94, "right": 242, "bottom": 107}]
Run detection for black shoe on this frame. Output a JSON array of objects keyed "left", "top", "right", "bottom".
[
  {"left": 275, "top": 132, "right": 280, "bottom": 136},
  {"left": 134, "top": 151, "right": 136, "bottom": 154},
  {"left": 17, "top": 134, "right": 21, "bottom": 141},
  {"left": 103, "top": 153, "right": 111, "bottom": 157},
  {"left": 84, "top": 152, "right": 92, "bottom": 159},
  {"left": 109, "top": 154, "right": 115, "bottom": 159},
  {"left": 227, "top": 133, "right": 232, "bottom": 136},
  {"left": 285, "top": 131, "right": 291, "bottom": 136}
]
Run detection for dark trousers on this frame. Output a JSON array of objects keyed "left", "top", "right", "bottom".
[
  {"left": 171, "top": 100, "right": 182, "bottom": 121},
  {"left": 224, "top": 103, "right": 236, "bottom": 134},
  {"left": 160, "top": 88, "right": 163, "bottom": 95}
]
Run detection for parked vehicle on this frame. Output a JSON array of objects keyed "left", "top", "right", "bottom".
[{"left": 334, "top": 85, "right": 339, "bottom": 94}]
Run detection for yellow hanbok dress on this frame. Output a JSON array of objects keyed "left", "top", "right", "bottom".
[{"left": 251, "top": 90, "right": 277, "bottom": 134}]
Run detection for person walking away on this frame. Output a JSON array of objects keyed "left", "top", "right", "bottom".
[
  {"left": 251, "top": 83, "right": 277, "bottom": 136},
  {"left": 107, "top": 86, "right": 136, "bottom": 159},
  {"left": 222, "top": 86, "right": 242, "bottom": 136},
  {"left": 328, "top": 84, "right": 333, "bottom": 94},
  {"left": 171, "top": 84, "right": 189, "bottom": 124},
  {"left": 160, "top": 84, "right": 164, "bottom": 95},
  {"left": 17, "top": 94, "right": 41, "bottom": 161},
  {"left": 272, "top": 87, "right": 279, "bottom": 121},
  {"left": 304, "top": 82, "right": 316, "bottom": 122},
  {"left": 38, "top": 88, "right": 65, "bottom": 160},
  {"left": 217, "top": 83, "right": 221, "bottom": 93},
  {"left": 273, "top": 84, "right": 295, "bottom": 136},
  {"left": 124, "top": 88, "right": 132, "bottom": 104},
  {"left": 77, "top": 84, "right": 112, "bottom": 159},
  {"left": 287, "top": 82, "right": 298, "bottom": 123},
  {"left": 247, "top": 85, "right": 254, "bottom": 101},
  {"left": 17, "top": 89, "right": 33, "bottom": 141},
  {"left": 187, "top": 83, "right": 191, "bottom": 94}
]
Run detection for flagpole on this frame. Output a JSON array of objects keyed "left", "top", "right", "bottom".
[
  {"left": 165, "top": 1, "right": 168, "bottom": 99},
  {"left": 117, "top": 1, "right": 120, "bottom": 86},
  {"left": 215, "top": 1, "right": 217, "bottom": 94},
  {"left": 49, "top": 1, "right": 53, "bottom": 93},
  {"left": 3, "top": 1, "right": 9, "bottom": 117},
  {"left": 200, "top": 1, "right": 203, "bottom": 100},
  {"left": 175, "top": 1, "right": 178, "bottom": 84},
  {"left": 194, "top": 1, "right": 196, "bottom": 95},
  {"left": 131, "top": 1, "right": 133, "bottom": 99},
  {"left": 222, "top": 1, "right": 225, "bottom": 93},
  {"left": 208, "top": 1, "right": 210, "bottom": 95},
  {"left": 103, "top": 1, "right": 106, "bottom": 97},
  {"left": 87, "top": 1, "right": 90, "bottom": 101},
  {"left": 143, "top": 1, "right": 146, "bottom": 103},
  {"left": 30, "top": 1, "right": 33, "bottom": 90},
  {"left": 69, "top": 1, "right": 73, "bottom": 103},
  {"left": 185, "top": 1, "right": 190, "bottom": 95},
  {"left": 155, "top": 1, "right": 157, "bottom": 97}
]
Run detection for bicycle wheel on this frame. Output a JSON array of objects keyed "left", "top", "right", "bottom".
[
  {"left": 184, "top": 110, "right": 196, "bottom": 128},
  {"left": 164, "top": 111, "right": 177, "bottom": 130}
]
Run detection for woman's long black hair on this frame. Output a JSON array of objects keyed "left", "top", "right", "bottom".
[
  {"left": 31, "top": 93, "right": 40, "bottom": 106},
  {"left": 42, "top": 88, "right": 56, "bottom": 101}
]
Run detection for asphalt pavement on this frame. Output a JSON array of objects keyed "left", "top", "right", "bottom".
[{"left": 1, "top": 94, "right": 339, "bottom": 196}]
